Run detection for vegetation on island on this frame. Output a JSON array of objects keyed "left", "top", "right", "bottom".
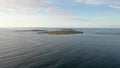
[
  {"left": 39, "top": 29, "right": 83, "bottom": 34},
  {"left": 16, "top": 28, "right": 83, "bottom": 35}
]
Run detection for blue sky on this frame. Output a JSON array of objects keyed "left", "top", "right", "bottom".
[{"left": 0, "top": 0, "right": 120, "bottom": 28}]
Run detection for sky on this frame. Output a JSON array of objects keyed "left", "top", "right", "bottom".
[{"left": 0, "top": 0, "right": 120, "bottom": 28}]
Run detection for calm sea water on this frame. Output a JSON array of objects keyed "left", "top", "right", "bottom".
[{"left": 0, "top": 28, "right": 120, "bottom": 68}]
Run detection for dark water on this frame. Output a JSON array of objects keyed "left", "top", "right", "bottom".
[{"left": 0, "top": 28, "right": 120, "bottom": 68}]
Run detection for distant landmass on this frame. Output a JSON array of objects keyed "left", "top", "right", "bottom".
[{"left": 16, "top": 28, "right": 83, "bottom": 35}]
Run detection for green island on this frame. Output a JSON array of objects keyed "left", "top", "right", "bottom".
[
  {"left": 17, "top": 29, "right": 83, "bottom": 35},
  {"left": 39, "top": 29, "right": 83, "bottom": 34}
]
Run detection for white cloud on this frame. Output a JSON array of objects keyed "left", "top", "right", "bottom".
[
  {"left": 109, "top": 5, "right": 120, "bottom": 9},
  {"left": 0, "top": 0, "right": 67, "bottom": 15},
  {"left": 74, "top": 0, "right": 120, "bottom": 9}
]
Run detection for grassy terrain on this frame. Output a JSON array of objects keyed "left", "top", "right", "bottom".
[
  {"left": 40, "top": 31, "right": 83, "bottom": 34},
  {"left": 16, "top": 28, "right": 83, "bottom": 35}
]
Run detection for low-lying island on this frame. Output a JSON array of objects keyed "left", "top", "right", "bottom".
[
  {"left": 16, "top": 29, "right": 83, "bottom": 35},
  {"left": 39, "top": 29, "right": 83, "bottom": 34}
]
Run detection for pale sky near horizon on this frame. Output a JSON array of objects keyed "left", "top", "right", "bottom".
[{"left": 0, "top": 0, "right": 120, "bottom": 28}]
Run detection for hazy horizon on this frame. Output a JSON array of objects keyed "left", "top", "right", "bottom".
[{"left": 0, "top": 26, "right": 120, "bottom": 29}]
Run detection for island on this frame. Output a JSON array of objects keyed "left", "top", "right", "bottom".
[
  {"left": 16, "top": 28, "right": 83, "bottom": 35},
  {"left": 39, "top": 29, "right": 83, "bottom": 34}
]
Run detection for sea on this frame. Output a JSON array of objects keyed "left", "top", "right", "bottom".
[{"left": 0, "top": 28, "right": 120, "bottom": 68}]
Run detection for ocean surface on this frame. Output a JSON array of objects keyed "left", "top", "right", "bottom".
[{"left": 0, "top": 28, "right": 120, "bottom": 68}]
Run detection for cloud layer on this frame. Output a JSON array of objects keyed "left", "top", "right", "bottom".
[
  {"left": 0, "top": 0, "right": 119, "bottom": 13},
  {"left": 0, "top": 0, "right": 119, "bottom": 28},
  {"left": 0, "top": 0, "right": 119, "bottom": 22},
  {"left": 0, "top": 0, "right": 72, "bottom": 16},
  {"left": 75, "top": 0, "right": 120, "bottom": 9}
]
